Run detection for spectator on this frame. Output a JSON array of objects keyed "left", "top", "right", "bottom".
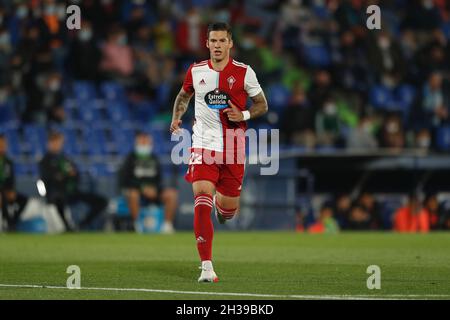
[
  {"left": 308, "top": 203, "right": 339, "bottom": 234},
  {"left": 67, "top": 20, "right": 101, "bottom": 82},
  {"left": 423, "top": 193, "right": 441, "bottom": 230},
  {"left": 346, "top": 116, "right": 378, "bottom": 150},
  {"left": 0, "top": 134, "right": 27, "bottom": 231},
  {"left": 119, "top": 131, "right": 178, "bottom": 234},
  {"left": 347, "top": 205, "right": 372, "bottom": 230},
  {"left": 100, "top": 26, "right": 134, "bottom": 81},
  {"left": 421, "top": 72, "right": 449, "bottom": 128},
  {"left": 333, "top": 193, "right": 352, "bottom": 229},
  {"left": 39, "top": 132, "right": 107, "bottom": 231},
  {"left": 414, "top": 128, "right": 432, "bottom": 151},
  {"left": 378, "top": 113, "right": 405, "bottom": 150},
  {"left": 280, "top": 86, "right": 315, "bottom": 148},
  {"left": 357, "top": 191, "right": 383, "bottom": 230},
  {"left": 315, "top": 97, "right": 341, "bottom": 146},
  {"left": 393, "top": 194, "right": 430, "bottom": 233}
]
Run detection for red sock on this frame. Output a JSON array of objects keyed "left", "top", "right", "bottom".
[{"left": 194, "top": 194, "right": 214, "bottom": 261}]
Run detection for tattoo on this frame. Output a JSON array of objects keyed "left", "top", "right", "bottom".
[
  {"left": 172, "top": 88, "right": 193, "bottom": 121},
  {"left": 249, "top": 91, "right": 269, "bottom": 119}
]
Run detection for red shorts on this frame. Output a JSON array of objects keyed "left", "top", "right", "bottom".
[{"left": 184, "top": 148, "right": 245, "bottom": 197}]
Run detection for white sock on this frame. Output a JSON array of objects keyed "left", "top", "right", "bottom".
[{"left": 202, "top": 260, "right": 213, "bottom": 271}]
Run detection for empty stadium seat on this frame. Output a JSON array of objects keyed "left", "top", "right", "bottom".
[
  {"left": 100, "top": 81, "right": 126, "bottom": 102},
  {"left": 72, "top": 81, "right": 97, "bottom": 101},
  {"left": 370, "top": 85, "right": 395, "bottom": 109},
  {"left": 436, "top": 126, "right": 450, "bottom": 152},
  {"left": 303, "top": 44, "right": 331, "bottom": 67},
  {"left": 267, "top": 84, "right": 290, "bottom": 110}
]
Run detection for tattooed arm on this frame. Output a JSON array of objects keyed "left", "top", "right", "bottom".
[
  {"left": 170, "top": 88, "right": 193, "bottom": 133},
  {"left": 224, "top": 91, "right": 269, "bottom": 122}
]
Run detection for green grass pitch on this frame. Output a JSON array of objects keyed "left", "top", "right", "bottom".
[{"left": 1, "top": 232, "right": 450, "bottom": 300}]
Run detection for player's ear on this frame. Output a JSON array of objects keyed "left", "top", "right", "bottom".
[
  {"left": 229, "top": 38, "right": 233, "bottom": 49},
  {"left": 206, "top": 39, "right": 209, "bottom": 49}
]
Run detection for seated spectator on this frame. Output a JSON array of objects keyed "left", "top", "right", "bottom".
[
  {"left": 423, "top": 193, "right": 446, "bottom": 230},
  {"left": 39, "top": 132, "right": 107, "bottom": 231},
  {"left": 308, "top": 204, "right": 339, "bottom": 234},
  {"left": 0, "top": 134, "right": 28, "bottom": 231},
  {"left": 333, "top": 193, "right": 352, "bottom": 229},
  {"left": 119, "top": 131, "right": 178, "bottom": 234},
  {"left": 414, "top": 128, "right": 432, "bottom": 151},
  {"left": 357, "top": 192, "right": 383, "bottom": 230},
  {"left": 393, "top": 194, "right": 430, "bottom": 233},
  {"left": 421, "top": 72, "right": 449, "bottom": 128},
  {"left": 315, "top": 98, "right": 341, "bottom": 146},
  {"left": 347, "top": 205, "right": 372, "bottom": 230},
  {"left": 68, "top": 20, "right": 101, "bottom": 82},
  {"left": 346, "top": 116, "right": 378, "bottom": 150},
  {"left": 100, "top": 26, "right": 133, "bottom": 81},
  {"left": 280, "top": 86, "right": 315, "bottom": 148},
  {"left": 377, "top": 113, "right": 405, "bottom": 150}
]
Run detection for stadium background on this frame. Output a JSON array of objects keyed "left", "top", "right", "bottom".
[{"left": 1, "top": 0, "right": 450, "bottom": 233}]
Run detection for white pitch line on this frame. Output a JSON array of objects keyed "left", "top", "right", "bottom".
[{"left": 0, "top": 284, "right": 449, "bottom": 300}]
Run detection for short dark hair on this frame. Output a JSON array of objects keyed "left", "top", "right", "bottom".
[
  {"left": 207, "top": 22, "right": 232, "bottom": 40},
  {"left": 48, "top": 131, "right": 64, "bottom": 141}
]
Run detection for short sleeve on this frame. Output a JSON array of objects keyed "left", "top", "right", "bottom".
[
  {"left": 244, "top": 66, "right": 262, "bottom": 97},
  {"left": 182, "top": 64, "right": 194, "bottom": 94}
]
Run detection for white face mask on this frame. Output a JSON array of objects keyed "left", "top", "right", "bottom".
[
  {"left": 386, "top": 122, "right": 399, "bottom": 133},
  {"left": 378, "top": 37, "right": 390, "bottom": 50},
  {"left": 324, "top": 103, "right": 337, "bottom": 115},
  {"left": 418, "top": 138, "right": 431, "bottom": 148},
  {"left": 135, "top": 145, "right": 153, "bottom": 156},
  {"left": 49, "top": 80, "right": 61, "bottom": 92},
  {"left": 17, "top": 6, "right": 29, "bottom": 19},
  {"left": 117, "top": 35, "right": 127, "bottom": 46},
  {"left": 79, "top": 29, "right": 93, "bottom": 42},
  {"left": 423, "top": 0, "right": 434, "bottom": 9}
]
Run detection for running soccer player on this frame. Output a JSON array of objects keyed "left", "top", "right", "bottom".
[{"left": 170, "top": 22, "right": 268, "bottom": 282}]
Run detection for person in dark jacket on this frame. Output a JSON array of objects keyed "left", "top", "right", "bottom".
[
  {"left": 119, "top": 131, "right": 178, "bottom": 233},
  {"left": 39, "top": 132, "right": 107, "bottom": 231},
  {"left": 0, "top": 134, "right": 28, "bottom": 231}
]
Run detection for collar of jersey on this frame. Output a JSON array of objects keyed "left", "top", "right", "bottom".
[{"left": 207, "top": 58, "right": 233, "bottom": 72}]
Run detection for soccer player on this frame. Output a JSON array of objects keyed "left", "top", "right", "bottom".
[{"left": 170, "top": 22, "right": 268, "bottom": 282}]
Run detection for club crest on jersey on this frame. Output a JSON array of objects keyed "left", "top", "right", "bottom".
[
  {"left": 205, "top": 89, "right": 230, "bottom": 109},
  {"left": 227, "top": 76, "right": 236, "bottom": 89}
]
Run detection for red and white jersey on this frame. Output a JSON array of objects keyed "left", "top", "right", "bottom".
[{"left": 182, "top": 58, "right": 262, "bottom": 152}]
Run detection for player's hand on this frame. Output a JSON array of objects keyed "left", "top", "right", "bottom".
[
  {"left": 223, "top": 101, "right": 243, "bottom": 122},
  {"left": 170, "top": 119, "right": 182, "bottom": 134}
]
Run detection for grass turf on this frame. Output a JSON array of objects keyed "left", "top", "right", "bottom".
[{"left": 0, "top": 232, "right": 450, "bottom": 299}]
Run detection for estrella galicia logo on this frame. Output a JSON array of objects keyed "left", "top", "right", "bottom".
[{"left": 205, "top": 89, "right": 230, "bottom": 109}]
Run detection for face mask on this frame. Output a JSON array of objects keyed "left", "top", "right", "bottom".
[
  {"left": 378, "top": 37, "right": 390, "bottom": 50},
  {"left": 423, "top": 0, "right": 434, "bottom": 9},
  {"left": 56, "top": 5, "right": 66, "bottom": 20},
  {"left": 17, "top": 6, "right": 29, "bottom": 19},
  {"left": 0, "top": 33, "right": 10, "bottom": 47},
  {"left": 79, "top": 29, "right": 93, "bottom": 41},
  {"left": 49, "top": 80, "right": 61, "bottom": 92},
  {"left": 324, "top": 103, "right": 337, "bottom": 115},
  {"left": 386, "top": 122, "right": 399, "bottom": 133},
  {"left": 135, "top": 145, "right": 152, "bottom": 156},
  {"left": 362, "top": 123, "right": 372, "bottom": 134},
  {"left": 418, "top": 138, "right": 430, "bottom": 148},
  {"left": 44, "top": 5, "right": 56, "bottom": 16},
  {"left": 117, "top": 35, "right": 127, "bottom": 46},
  {"left": 0, "top": 89, "right": 8, "bottom": 103}
]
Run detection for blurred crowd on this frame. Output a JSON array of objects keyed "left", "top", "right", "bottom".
[
  {"left": 0, "top": 0, "right": 449, "bottom": 153},
  {"left": 297, "top": 191, "right": 450, "bottom": 233}
]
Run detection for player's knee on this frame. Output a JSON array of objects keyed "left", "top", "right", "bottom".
[{"left": 215, "top": 199, "right": 238, "bottom": 220}]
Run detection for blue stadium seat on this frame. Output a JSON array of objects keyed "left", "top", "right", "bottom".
[
  {"left": 105, "top": 101, "right": 130, "bottom": 122},
  {"left": 267, "top": 84, "right": 290, "bottom": 111},
  {"left": 4, "top": 129, "right": 21, "bottom": 157},
  {"left": 370, "top": 85, "right": 395, "bottom": 109},
  {"left": 303, "top": 44, "right": 331, "bottom": 67},
  {"left": 72, "top": 81, "right": 97, "bottom": 101},
  {"left": 395, "top": 84, "right": 416, "bottom": 110},
  {"left": 436, "top": 126, "right": 450, "bottom": 152},
  {"left": 100, "top": 81, "right": 126, "bottom": 102},
  {"left": 0, "top": 102, "right": 15, "bottom": 123}
]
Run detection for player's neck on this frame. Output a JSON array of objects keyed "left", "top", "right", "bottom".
[{"left": 210, "top": 56, "right": 230, "bottom": 71}]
